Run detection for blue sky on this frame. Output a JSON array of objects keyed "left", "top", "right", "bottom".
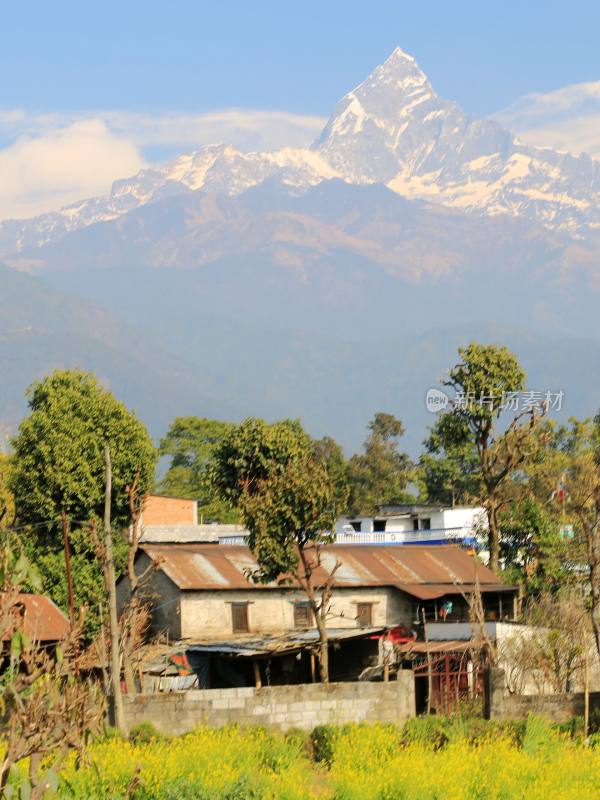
[
  {"left": 1, "top": 0, "right": 599, "bottom": 222},
  {"left": 3, "top": 0, "right": 599, "bottom": 115}
]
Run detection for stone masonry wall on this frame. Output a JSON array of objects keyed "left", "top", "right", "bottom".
[
  {"left": 123, "top": 673, "right": 416, "bottom": 735},
  {"left": 485, "top": 667, "right": 600, "bottom": 722}
]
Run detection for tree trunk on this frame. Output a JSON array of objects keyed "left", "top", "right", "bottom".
[
  {"left": 319, "top": 637, "right": 329, "bottom": 683},
  {"left": 314, "top": 612, "right": 330, "bottom": 683},
  {"left": 487, "top": 505, "right": 500, "bottom": 573},
  {"left": 104, "top": 445, "right": 126, "bottom": 732},
  {"left": 123, "top": 652, "right": 136, "bottom": 695}
]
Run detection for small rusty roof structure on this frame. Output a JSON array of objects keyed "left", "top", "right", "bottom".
[
  {"left": 2, "top": 593, "right": 70, "bottom": 642},
  {"left": 138, "top": 544, "right": 512, "bottom": 600},
  {"left": 184, "top": 627, "right": 385, "bottom": 659}
]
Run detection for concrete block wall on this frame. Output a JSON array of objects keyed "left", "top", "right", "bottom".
[
  {"left": 123, "top": 673, "right": 416, "bottom": 735},
  {"left": 485, "top": 667, "right": 600, "bottom": 722}
]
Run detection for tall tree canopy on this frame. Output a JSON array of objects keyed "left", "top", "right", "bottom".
[
  {"left": 9, "top": 370, "right": 156, "bottom": 637},
  {"left": 210, "top": 417, "right": 312, "bottom": 505},
  {"left": 10, "top": 370, "right": 156, "bottom": 531},
  {"left": 211, "top": 417, "right": 340, "bottom": 681},
  {"left": 158, "top": 416, "right": 238, "bottom": 522},
  {"left": 418, "top": 412, "right": 482, "bottom": 505},
  {"left": 430, "top": 343, "right": 543, "bottom": 571},
  {"left": 312, "top": 435, "right": 349, "bottom": 512},
  {"left": 346, "top": 412, "right": 412, "bottom": 515}
]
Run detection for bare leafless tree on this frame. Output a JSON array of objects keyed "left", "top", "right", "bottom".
[
  {"left": 295, "top": 546, "right": 341, "bottom": 683},
  {"left": 0, "top": 546, "right": 103, "bottom": 798}
]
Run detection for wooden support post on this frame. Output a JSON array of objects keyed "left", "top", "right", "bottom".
[
  {"left": 422, "top": 608, "right": 432, "bottom": 715},
  {"left": 383, "top": 662, "right": 390, "bottom": 682},
  {"left": 310, "top": 652, "right": 317, "bottom": 683},
  {"left": 104, "top": 445, "right": 126, "bottom": 733},
  {"left": 253, "top": 660, "right": 262, "bottom": 689}
]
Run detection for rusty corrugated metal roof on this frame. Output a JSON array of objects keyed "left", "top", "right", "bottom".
[
  {"left": 2, "top": 593, "right": 70, "bottom": 642},
  {"left": 185, "top": 627, "right": 386, "bottom": 658},
  {"left": 141, "top": 543, "right": 511, "bottom": 598}
]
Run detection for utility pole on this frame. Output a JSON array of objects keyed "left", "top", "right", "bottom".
[
  {"left": 61, "top": 511, "right": 75, "bottom": 624},
  {"left": 104, "top": 444, "right": 126, "bottom": 732}
]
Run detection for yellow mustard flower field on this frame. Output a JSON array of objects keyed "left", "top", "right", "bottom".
[{"left": 13, "top": 717, "right": 600, "bottom": 799}]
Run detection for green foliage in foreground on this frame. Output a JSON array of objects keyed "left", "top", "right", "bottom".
[
  {"left": 10, "top": 369, "right": 156, "bottom": 530},
  {"left": 9, "top": 369, "right": 155, "bottom": 638},
  {"left": 15, "top": 716, "right": 600, "bottom": 800}
]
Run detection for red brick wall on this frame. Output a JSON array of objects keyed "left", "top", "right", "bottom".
[{"left": 142, "top": 495, "right": 197, "bottom": 526}]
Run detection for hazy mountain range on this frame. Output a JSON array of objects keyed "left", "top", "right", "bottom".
[{"left": 1, "top": 47, "right": 600, "bottom": 453}]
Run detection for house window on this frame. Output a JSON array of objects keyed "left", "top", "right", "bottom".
[
  {"left": 421, "top": 518, "right": 431, "bottom": 530},
  {"left": 373, "top": 519, "right": 387, "bottom": 532},
  {"left": 231, "top": 602, "right": 249, "bottom": 633},
  {"left": 293, "top": 603, "right": 313, "bottom": 628},
  {"left": 356, "top": 603, "right": 373, "bottom": 627},
  {"left": 412, "top": 518, "right": 419, "bottom": 531},
  {"left": 350, "top": 521, "right": 362, "bottom": 532}
]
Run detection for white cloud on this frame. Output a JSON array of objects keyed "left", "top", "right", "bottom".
[
  {"left": 0, "top": 119, "right": 145, "bottom": 220},
  {"left": 103, "top": 108, "right": 326, "bottom": 153},
  {"left": 0, "top": 108, "right": 326, "bottom": 221},
  {"left": 492, "top": 81, "right": 600, "bottom": 159}
]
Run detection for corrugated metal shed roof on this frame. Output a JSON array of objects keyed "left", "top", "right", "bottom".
[
  {"left": 185, "top": 627, "right": 385, "bottom": 657},
  {"left": 2, "top": 593, "right": 70, "bottom": 642},
  {"left": 140, "top": 543, "right": 511, "bottom": 599}
]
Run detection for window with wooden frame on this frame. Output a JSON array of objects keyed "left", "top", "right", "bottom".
[
  {"left": 356, "top": 602, "right": 373, "bottom": 627},
  {"left": 293, "top": 602, "right": 313, "bottom": 628},
  {"left": 231, "top": 602, "right": 249, "bottom": 633}
]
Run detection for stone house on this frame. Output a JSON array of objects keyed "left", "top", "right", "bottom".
[{"left": 117, "top": 544, "right": 515, "bottom": 641}]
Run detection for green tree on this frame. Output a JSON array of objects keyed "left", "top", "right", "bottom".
[
  {"left": 433, "top": 343, "right": 544, "bottom": 572},
  {"left": 9, "top": 370, "right": 156, "bottom": 635},
  {"left": 418, "top": 412, "right": 482, "bottom": 505},
  {"left": 0, "top": 454, "right": 14, "bottom": 525},
  {"left": 210, "top": 417, "right": 311, "bottom": 505},
  {"left": 158, "top": 416, "right": 238, "bottom": 522},
  {"left": 498, "top": 496, "right": 572, "bottom": 595},
  {"left": 10, "top": 370, "right": 156, "bottom": 530},
  {"left": 211, "top": 418, "right": 340, "bottom": 681},
  {"left": 312, "top": 435, "right": 349, "bottom": 512},
  {"left": 346, "top": 413, "right": 411, "bottom": 515}
]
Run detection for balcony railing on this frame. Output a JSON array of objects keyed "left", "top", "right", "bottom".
[
  {"left": 334, "top": 526, "right": 480, "bottom": 546},
  {"left": 217, "top": 527, "right": 481, "bottom": 547}
]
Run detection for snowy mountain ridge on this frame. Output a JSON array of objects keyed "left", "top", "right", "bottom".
[{"left": 1, "top": 46, "right": 599, "bottom": 261}]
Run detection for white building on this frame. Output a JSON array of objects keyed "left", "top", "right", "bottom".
[
  {"left": 139, "top": 495, "right": 487, "bottom": 549},
  {"left": 335, "top": 504, "right": 486, "bottom": 547}
]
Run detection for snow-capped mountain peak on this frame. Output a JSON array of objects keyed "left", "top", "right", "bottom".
[
  {"left": 1, "top": 46, "right": 599, "bottom": 261},
  {"left": 313, "top": 49, "right": 599, "bottom": 231}
]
